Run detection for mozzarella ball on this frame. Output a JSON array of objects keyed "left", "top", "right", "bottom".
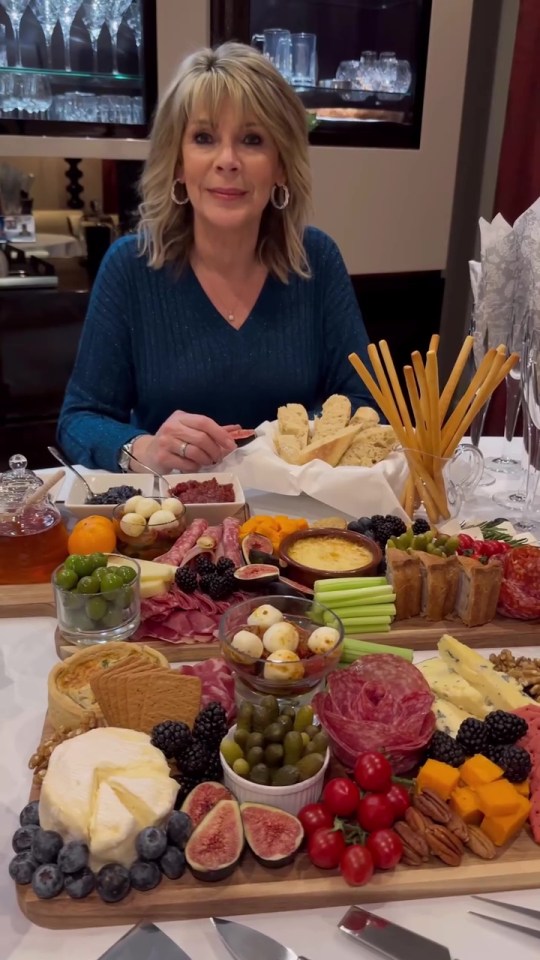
[
  {"left": 263, "top": 649, "right": 304, "bottom": 681},
  {"left": 135, "top": 497, "right": 161, "bottom": 519},
  {"left": 119, "top": 512, "right": 146, "bottom": 538},
  {"left": 307, "top": 626, "right": 340, "bottom": 655},
  {"left": 262, "top": 621, "right": 299, "bottom": 654},
  {"left": 247, "top": 603, "right": 283, "bottom": 628},
  {"left": 147, "top": 509, "right": 177, "bottom": 528},
  {"left": 123, "top": 495, "right": 146, "bottom": 513},
  {"left": 161, "top": 497, "right": 184, "bottom": 518},
  {"left": 231, "top": 630, "right": 264, "bottom": 658}
]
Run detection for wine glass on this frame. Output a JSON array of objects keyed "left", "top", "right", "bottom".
[
  {"left": 56, "top": 0, "right": 81, "bottom": 71},
  {"left": 124, "top": 0, "right": 141, "bottom": 73},
  {"left": 0, "top": 0, "right": 30, "bottom": 67},
  {"left": 81, "top": 0, "right": 106, "bottom": 72},
  {"left": 468, "top": 306, "right": 496, "bottom": 486},
  {"left": 30, "top": 0, "right": 59, "bottom": 69},
  {"left": 104, "top": 0, "right": 130, "bottom": 74},
  {"left": 32, "top": 72, "right": 51, "bottom": 115},
  {"left": 510, "top": 329, "right": 540, "bottom": 533},
  {"left": 484, "top": 310, "right": 524, "bottom": 474}
]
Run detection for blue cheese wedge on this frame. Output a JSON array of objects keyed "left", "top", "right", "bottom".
[
  {"left": 432, "top": 698, "right": 473, "bottom": 736},
  {"left": 438, "top": 634, "right": 534, "bottom": 711},
  {"left": 418, "top": 657, "right": 490, "bottom": 718}
]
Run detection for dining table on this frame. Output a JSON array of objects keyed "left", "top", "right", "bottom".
[{"left": 2, "top": 435, "right": 540, "bottom": 960}]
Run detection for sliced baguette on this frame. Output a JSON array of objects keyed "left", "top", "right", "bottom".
[
  {"left": 295, "top": 424, "right": 362, "bottom": 467},
  {"left": 274, "top": 433, "right": 303, "bottom": 465},
  {"left": 349, "top": 406, "right": 380, "bottom": 428},
  {"left": 312, "top": 394, "right": 351, "bottom": 440},
  {"left": 277, "top": 403, "right": 309, "bottom": 446}
]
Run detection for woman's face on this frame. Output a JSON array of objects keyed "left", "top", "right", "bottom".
[{"left": 179, "top": 97, "right": 284, "bottom": 235}]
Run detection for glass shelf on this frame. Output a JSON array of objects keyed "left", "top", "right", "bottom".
[{"left": 0, "top": 66, "right": 141, "bottom": 82}]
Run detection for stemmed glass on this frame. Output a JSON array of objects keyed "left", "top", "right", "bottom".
[
  {"left": 30, "top": 0, "right": 59, "bottom": 69},
  {"left": 104, "top": 0, "right": 130, "bottom": 74},
  {"left": 81, "top": 0, "right": 106, "bottom": 72},
  {"left": 484, "top": 310, "right": 524, "bottom": 474},
  {"left": 124, "top": 0, "right": 141, "bottom": 73},
  {"left": 0, "top": 0, "right": 30, "bottom": 67},
  {"left": 56, "top": 0, "right": 81, "bottom": 72},
  {"left": 468, "top": 306, "right": 496, "bottom": 486}
]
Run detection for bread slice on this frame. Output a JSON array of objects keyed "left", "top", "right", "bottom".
[
  {"left": 274, "top": 433, "right": 303, "bottom": 465},
  {"left": 295, "top": 424, "right": 362, "bottom": 467},
  {"left": 413, "top": 551, "right": 460, "bottom": 621},
  {"left": 277, "top": 403, "right": 309, "bottom": 446},
  {"left": 455, "top": 555, "right": 503, "bottom": 627},
  {"left": 339, "top": 425, "right": 397, "bottom": 467},
  {"left": 312, "top": 394, "right": 351, "bottom": 440},
  {"left": 350, "top": 406, "right": 380, "bottom": 428},
  {"left": 385, "top": 548, "right": 422, "bottom": 620}
]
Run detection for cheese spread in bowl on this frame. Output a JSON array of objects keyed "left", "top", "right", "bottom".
[{"left": 280, "top": 528, "right": 382, "bottom": 588}]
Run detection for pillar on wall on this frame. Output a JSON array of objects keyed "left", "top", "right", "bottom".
[{"left": 64, "top": 158, "right": 84, "bottom": 210}]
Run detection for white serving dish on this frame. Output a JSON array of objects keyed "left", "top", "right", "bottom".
[
  {"left": 159, "top": 472, "right": 245, "bottom": 524},
  {"left": 65, "top": 472, "right": 156, "bottom": 520},
  {"left": 221, "top": 725, "right": 329, "bottom": 816}
]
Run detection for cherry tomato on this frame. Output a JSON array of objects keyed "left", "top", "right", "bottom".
[
  {"left": 322, "top": 777, "right": 359, "bottom": 817},
  {"left": 354, "top": 752, "right": 393, "bottom": 793},
  {"left": 457, "top": 533, "right": 475, "bottom": 550},
  {"left": 357, "top": 793, "right": 396, "bottom": 831},
  {"left": 366, "top": 829, "right": 404, "bottom": 870},
  {"left": 339, "top": 844, "right": 374, "bottom": 887},
  {"left": 298, "top": 803, "right": 334, "bottom": 838},
  {"left": 307, "top": 827, "right": 346, "bottom": 869},
  {"left": 384, "top": 783, "right": 410, "bottom": 819}
]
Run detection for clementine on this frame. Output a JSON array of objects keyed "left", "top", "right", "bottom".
[{"left": 67, "top": 516, "right": 117, "bottom": 555}]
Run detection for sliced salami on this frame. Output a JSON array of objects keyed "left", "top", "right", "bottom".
[
  {"left": 179, "top": 659, "right": 235, "bottom": 720},
  {"left": 155, "top": 518, "right": 208, "bottom": 565},
  {"left": 497, "top": 547, "right": 540, "bottom": 619},
  {"left": 222, "top": 516, "right": 243, "bottom": 567}
]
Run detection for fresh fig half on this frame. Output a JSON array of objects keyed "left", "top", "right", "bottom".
[
  {"left": 229, "top": 428, "right": 257, "bottom": 447},
  {"left": 240, "top": 802, "right": 304, "bottom": 867},
  {"left": 181, "top": 781, "right": 232, "bottom": 828},
  {"left": 241, "top": 533, "right": 275, "bottom": 565},
  {"left": 185, "top": 799, "right": 244, "bottom": 881},
  {"left": 234, "top": 563, "right": 280, "bottom": 587}
]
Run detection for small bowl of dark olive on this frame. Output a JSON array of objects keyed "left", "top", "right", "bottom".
[{"left": 65, "top": 472, "right": 156, "bottom": 520}]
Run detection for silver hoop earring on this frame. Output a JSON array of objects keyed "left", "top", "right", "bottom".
[
  {"left": 270, "top": 183, "right": 290, "bottom": 210},
  {"left": 171, "top": 179, "right": 190, "bottom": 206}
]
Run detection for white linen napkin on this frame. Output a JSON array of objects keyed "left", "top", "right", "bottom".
[{"left": 513, "top": 195, "right": 540, "bottom": 330}]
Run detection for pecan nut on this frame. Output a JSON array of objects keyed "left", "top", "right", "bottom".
[
  {"left": 394, "top": 820, "right": 430, "bottom": 862},
  {"left": 404, "top": 806, "right": 432, "bottom": 833},
  {"left": 465, "top": 824, "right": 496, "bottom": 860},
  {"left": 413, "top": 789, "right": 452, "bottom": 824},
  {"left": 425, "top": 825, "right": 463, "bottom": 866},
  {"left": 446, "top": 810, "right": 469, "bottom": 843},
  {"left": 401, "top": 846, "right": 424, "bottom": 866}
]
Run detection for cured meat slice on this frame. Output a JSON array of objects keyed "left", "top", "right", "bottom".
[
  {"left": 313, "top": 654, "right": 435, "bottom": 774},
  {"left": 497, "top": 547, "right": 540, "bottom": 619},
  {"left": 179, "top": 659, "right": 235, "bottom": 721},
  {"left": 222, "top": 516, "right": 242, "bottom": 567},
  {"left": 155, "top": 519, "right": 208, "bottom": 565},
  {"left": 178, "top": 524, "right": 223, "bottom": 568}
]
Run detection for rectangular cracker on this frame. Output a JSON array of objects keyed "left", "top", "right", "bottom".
[{"left": 139, "top": 672, "right": 202, "bottom": 734}]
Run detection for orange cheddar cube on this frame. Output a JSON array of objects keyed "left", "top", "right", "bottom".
[
  {"left": 460, "top": 754, "right": 503, "bottom": 788},
  {"left": 475, "top": 779, "right": 521, "bottom": 818},
  {"left": 480, "top": 794, "right": 531, "bottom": 847},
  {"left": 449, "top": 786, "right": 483, "bottom": 825},
  {"left": 416, "top": 759, "right": 460, "bottom": 800},
  {"left": 514, "top": 780, "right": 530, "bottom": 798}
]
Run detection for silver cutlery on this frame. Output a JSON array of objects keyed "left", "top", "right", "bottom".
[
  {"left": 212, "top": 916, "right": 312, "bottom": 960},
  {"left": 97, "top": 922, "right": 192, "bottom": 960},
  {"left": 469, "top": 895, "right": 540, "bottom": 940},
  {"left": 47, "top": 444, "right": 95, "bottom": 500},
  {"left": 338, "top": 905, "right": 461, "bottom": 960}
]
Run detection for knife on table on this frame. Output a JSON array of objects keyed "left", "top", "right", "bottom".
[
  {"left": 97, "top": 922, "right": 192, "bottom": 960},
  {"left": 212, "top": 917, "right": 312, "bottom": 960},
  {"left": 338, "top": 905, "right": 461, "bottom": 960}
]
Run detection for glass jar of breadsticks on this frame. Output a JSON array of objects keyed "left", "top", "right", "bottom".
[{"left": 348, "top": 335, "right": 519, "bottom": 525}]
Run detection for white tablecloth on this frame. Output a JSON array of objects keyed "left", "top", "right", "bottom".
[{"left": 3, "top": 436, "right": 539, "bottom": 960}]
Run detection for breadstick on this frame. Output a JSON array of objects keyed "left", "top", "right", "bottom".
[{"left": 439, "top": 335, "right": 474, "bottom": 422}]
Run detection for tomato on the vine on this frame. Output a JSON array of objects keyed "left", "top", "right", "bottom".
[
  {"left": 384, "top": 783, "right": 410, "bottom": 819},
  {"left": 322, "top": 777, "right": 359, "bottom": 817},
  {"left": 307, "top": 827, "right": 346, "bottom": 869},
  {"left": 298, "top": 803, "right": 334, "bottom": 838},
  {"left": 340, "top": 844, "right": 374, "bottom": 886},
  {"left": 366, "top": 829, "right": 404, "bottom": 870},
  {"left": 354, "top": 752, "right": 393, "bottom": 793},
  {"left": 357, "top": 793, "right": 396, "bottom": 831}
]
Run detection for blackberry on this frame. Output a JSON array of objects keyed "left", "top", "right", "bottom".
[
  {"left": 456, "top": 717, "right": 489, "bottom": 756},
  {"left": 173, "top": 774, "right": 200, "bottom": 807},
  {"left": 216, "top": 557, "right": 235, "bottom": 574},
  {"left": 412, "top": 518, "right": 431, "bottom": 535},
  {"left": 181, "top": 740, "right": 209, "bottom": 778},
  {"left": 193, "top": 702, "right": 228, "bottom": 747},
  {"left": 371, "top": 518, "right": 395, "bottom": 547},
  {"left": 426, "top": 731, "right": 465, "bottom": 768},
  {"left": 198, "top": 574, "right": 213, "bottom": 594},
  {"left": 386, "top": 515, "right": 407, "bottom": 537},
  {"left": 481, "top": 742, "right": 505, "bottom": 765},
  {"left": 175, "top": 567, "right": 198, "bottom": 593},
  {"left": 206, "top": 752, "right": 224, "bottom": 782},
  {"left": 195, "top": 555, "right": 216, "bottom": 576},
  {"left": 207, "top": 575, "right": 234, "bottom": 601},
  {"left": 484, "top": 710, "right": 528, "bottom": 745},
  {"left": 151, "top": 720, "right": 192, "bottom": 759},
  {"left": 495, "top": 744, "right": 532, "bottom": 783}
]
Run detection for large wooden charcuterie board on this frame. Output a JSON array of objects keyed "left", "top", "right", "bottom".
[
  {"left": 15, "top": 718, "right": 540, "bottom": 930},
  {"left": 1, "top": 583, "right": 540, "bottom": 663}
]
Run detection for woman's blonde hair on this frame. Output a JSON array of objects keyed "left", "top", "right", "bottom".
[{"left": 138, "top": 42, "right": 312, "bottom": 281}]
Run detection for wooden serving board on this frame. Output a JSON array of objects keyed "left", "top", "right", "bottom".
[{"left": 16, "top": 721, "right": 540, "bottom": 929}]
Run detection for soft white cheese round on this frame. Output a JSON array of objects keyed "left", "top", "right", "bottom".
[
  {"left": 231, "top": 629, "right": 264, "bottom": 658},
  {"left": 307, "top": 626, "right": 340, "bottom": 654},
  {"left": 135, "top": 497, "right": 161, "bottom": 519},
  {"left": 262, "top": 621, "right": 299, "bottom": 654},
  {"left": 247, "top": 603, "right": 283, "bottom": 628},
  {"left": 120, "top": 512, "right": 146, "bottom": 538},
  {"left": 263, "top": 649, "right": 304, "bottom": 681}
]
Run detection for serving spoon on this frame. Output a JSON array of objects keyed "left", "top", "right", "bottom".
[{"left": 47, "top": 445, "right": 95, "bottom": 501}]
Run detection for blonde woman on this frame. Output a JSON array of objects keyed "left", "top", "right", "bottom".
[{"left": 58, "top": 42, "right": 377, "bottom": 472}]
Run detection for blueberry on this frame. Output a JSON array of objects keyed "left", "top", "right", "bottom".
[
  {"left": 64, "top": 867, "right": 95, "bottom": 900},
  {"left": 57, "top": 841, "right": 89, "bottom": 874},
  {"left": 12, "top": 824, "right": 39, "bottom": 853},
  {"left": 19, "top": 801, "right": 40, "bottom": 827},
  {"left": 135, "top": 826, "right": 167, "bottom": 861},
  {"left": 96, "top": 863, "right": 131, "bottom": 903},
  {"left": 31, "top": 863, "right": 64, "bottom": 899},
  {"left": 9, "top": 851, "right": 37, "bottom": 885},
  {"left": 130, "top": 860, "right": 162, "bottom": 892},
  {"left": 159, "top": 845, "right": 186, "bottom": 880},
  {"left": 31, "top": 829, "right": 63, "bottom": 864},
  {"left": 166, "top": 811, "right": 192, "bottom": 849}
]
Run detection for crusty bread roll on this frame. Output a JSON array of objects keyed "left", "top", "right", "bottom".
[
  {"left": 295, "top": 424, "right": 361, "bottom": 467},
  {"left": 338, "top": 425, "right": 396, "bottom": 466},
  {"left": 274, "top": 433, "right": 303, "bottom": 464},
  {"left": 312, "top": 394, "right": 352, "bottom": 441},
  {"left": 350, "top": 406, "right": 380, "bottom": 428},
  {"left": 277, "top": 403, "right": 309, "bottom": 446}
]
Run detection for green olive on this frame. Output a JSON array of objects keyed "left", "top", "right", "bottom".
[
  {"left": 296, "top": 753, "right": 325, "bottom": 781},
  {"left": 293, "top": 704, "right": 314, "bottom": 732},
  {"left": 303, "top": 740, "right": 322, "bottom": 756},
  {"left": 55, "top": 567, "right": 78, "bottom": 591},
  {"left": 252, "top": 705, "right": 271, "bottom": 732},
  {"left": 76, "top": 574, "right": 100, "bottom": 595},
  {"left": 233, "top": 728, "right": 250, "bottom": 750},
  {"left": 249, "top": 763, "right": 271, "bottom": 785},
  {"left": 259, "top": 695, "right": 279, "bottom": 722},
  {"left": 304, "top": 724, "right": 320, "bottom": 739},
  {"left": 246, "top": 746, "right": 264, "bottom": 768},
  {"left": 264, "top": 743, "right": 284, "bottom": 767},
  {"left": 311, "top": 731, "right": 329, "bottom": 754},
  {"left": 88, "top": 552, "right": 108, "bottom": 572},
  {"left": 237, "top": 702, "right": 254, "bottom": 732},
  {"left": 280, "top": 705, "right": 296, "bottom": 719},
  {"left": 245, "top": 732, "right": 264, "bottom": 751},
  {"left": 300, "top": 732, "right": 310, "bottom": 748},
  {"left": 283, "top": 731, "right": 304, "bottom": 765},
  {"left": 272, "top": 765, "right": 302, "bottom": 786},
  {"left": 276, "top": 715, "right": 293, "bottom": 733},
  {"left": 232, "top": 758, "right": 250, "bottom": 778},
  {"left": 263, "top": 722, "right": 286, "bottom": 744},
  {"left": 220, "top": 739, "right": 244, "bottom": 766},
  {"left": 101, "top": 607, "right": 124, "bottom": 629},
  {"left": 85, "top": 596, "right": 108, "bottom": 622},
  {"left": 116, "top": 564, "right": 137, "bottom": 584}
]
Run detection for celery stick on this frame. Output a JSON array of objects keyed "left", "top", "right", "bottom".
[
  {"left": 340, "top": 638, "right": 413, "bottom": 662},
  {"left": 314, "top": 585, "right": 393, "bottom": 604},
  {"left": 345, "top": 625, "right": 391, "bottom": 634},
  {"left": 339, "top": 615, "right": 392, "bottom": 628},
  {"left": 315, "top": 576, "right": 387, "bottom": 591},
  {"left": 320, "top": 595, "right": 396, "bottom": 617},
  {"left": 336, "top": 604, "right": 396, "bottom": 619}
]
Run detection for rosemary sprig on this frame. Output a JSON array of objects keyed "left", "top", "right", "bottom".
[{"left": 460, "top": 518, "right": 530, "bottom": 547}]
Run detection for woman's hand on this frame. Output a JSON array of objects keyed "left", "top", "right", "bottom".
[{"left": 131, "top": 411, "right": 237, "bottom": 473}]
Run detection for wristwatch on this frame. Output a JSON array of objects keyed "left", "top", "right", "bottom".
[{"left": 118, "top": 438, "right": 137, "bottom": 473}]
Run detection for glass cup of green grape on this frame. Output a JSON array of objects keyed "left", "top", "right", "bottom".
[{"left": 53, "top": 553, "right": 141, "bottom": 646}]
